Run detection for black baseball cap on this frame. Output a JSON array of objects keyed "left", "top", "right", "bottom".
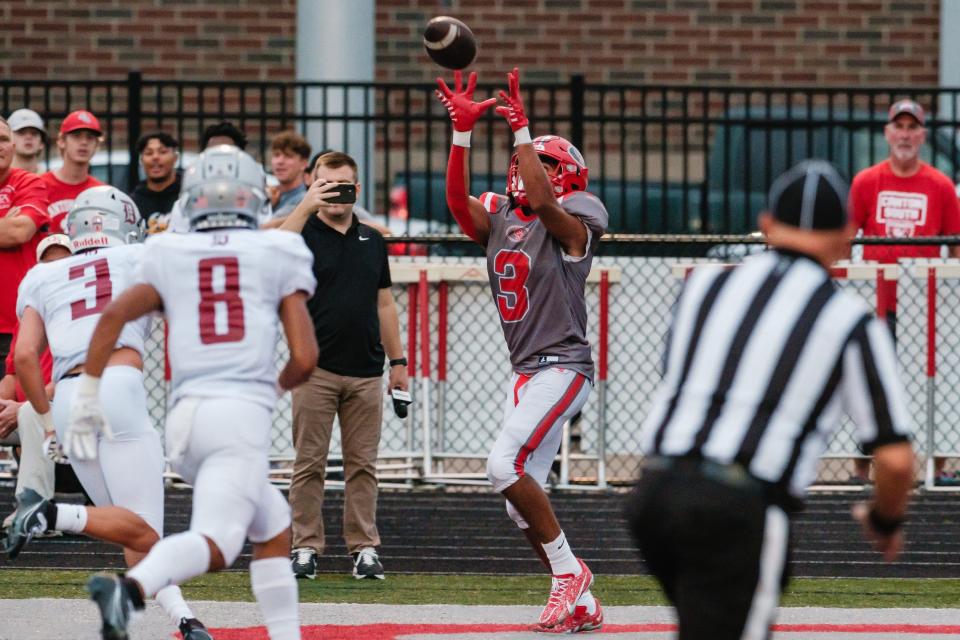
[{"left": 767, "top": 160, "right": 848, "bottom": 231}]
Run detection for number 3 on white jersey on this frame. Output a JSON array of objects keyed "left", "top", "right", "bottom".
[
  {"left": 69, "top": 258, "right": 113, "bottom": 320},
  {"left": 494, "top": 249, "right": 531, "bottom": 323}
]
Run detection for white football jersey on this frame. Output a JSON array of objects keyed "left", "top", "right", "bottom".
[
  {"left": 138, "top": 229, "right": 316, "bottom": 410},
  {"left": 16, "top": 244, "right": 151, "bottom": 382}
]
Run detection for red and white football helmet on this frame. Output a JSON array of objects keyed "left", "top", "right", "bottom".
[
  {"left": 506, "top": 135, "right": 588, "bottom": 208},
  {"left": 66, "top": 185, "right": 143, "bottom": 252}
]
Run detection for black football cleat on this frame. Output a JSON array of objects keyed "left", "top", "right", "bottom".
[
  {"left": 179, "top": 616, "right": 214, "bottom": 639},
  {"left": 86, "top": 573, "right": 144, "bottom": 640},
  {"left": 4, "top": 488, "right": 53, "bottom": 559}
]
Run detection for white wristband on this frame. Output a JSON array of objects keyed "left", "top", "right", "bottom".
[
  {"left": 77, "top": 373, "right": 101, "bottom": 397},
  {"left": 513, "top": 126, "right": 532, "bottom": 146},
  {"left": 452, "top": 130, "right": 472, "bottom": 148}
]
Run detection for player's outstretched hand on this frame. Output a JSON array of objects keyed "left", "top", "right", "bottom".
[
  {"left": 436, "top": 70, "right": 497, "bottom": 132},
  {"left": 495, "top": 67, "right": 529, "bottom": 133},
  {"left": 852, "top": 501, "right": 903, "bottom": 562}
]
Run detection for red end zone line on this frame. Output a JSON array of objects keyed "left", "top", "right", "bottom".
[{"left": 191, "top": 622, "right": 960, "bottom": 639}]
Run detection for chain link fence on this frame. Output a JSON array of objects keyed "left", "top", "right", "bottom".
[{"left": 130, "top": 238, "right": 960, "bottom": 490}]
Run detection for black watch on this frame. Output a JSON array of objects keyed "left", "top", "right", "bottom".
[{"left": 389, "top": 358, "right": 408, "bottom": 367}]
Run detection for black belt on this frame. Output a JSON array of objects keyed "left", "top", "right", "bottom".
[
  {"left": 642, "top": 456, "right": 762, "bottom": 493},
  {"left": 642, "top": 456, "right": 803, "bottom": 512},
  {"left": 60, "top": 372, "right": 82, "bottom": 381}
]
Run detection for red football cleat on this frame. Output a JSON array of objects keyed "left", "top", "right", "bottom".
[
  {"left": 533, "top": 597, "right": 604, "bottom": 634},
  {"left": 537, "top": 559, "right": 594, "bottom": 628}
]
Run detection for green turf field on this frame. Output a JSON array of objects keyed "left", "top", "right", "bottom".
[{"left": 1, "top": 570, "right": 959, "bottom": 608}]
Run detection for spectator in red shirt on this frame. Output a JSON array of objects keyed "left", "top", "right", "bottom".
[
  {"left": 0, "top": 117, "right": 50, "bottom": 374},
  {"left": 1, "top": 234, "right": 71, "bottom": 531},
  {"left": 849, "top": 99, "right": 960, "bottom": 484},
  {"left": 41, "top": 110, "right": 105, "bottom": 233}
]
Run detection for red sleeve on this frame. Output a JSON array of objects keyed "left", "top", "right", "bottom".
[
  {"left": 940, "top": 177, "right": 960, "bottom": 235},
  {"left": 848, "top": 171, "right": 870, "bottom": 231},
  {"left": 847, "top": 175, "right": 863, "bottom": 229},
  {"left": 445, "top": 144, "right": 481, "bottom": 243},
  {"left": 11, "top": 171, "right": 50, "bottom": 229}
]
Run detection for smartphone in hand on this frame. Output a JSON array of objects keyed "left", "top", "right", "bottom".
[{"left": 326, "top": 183, "right": 357, "bottom": 204}]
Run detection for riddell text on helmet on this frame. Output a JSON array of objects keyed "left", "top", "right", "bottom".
[{"left": 72, "top": 236, "right": 110, "bottom": 250}]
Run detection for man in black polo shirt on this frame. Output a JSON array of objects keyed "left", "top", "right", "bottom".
[{"left": 279, "top": 151, "right": 408, "bottom": 581}]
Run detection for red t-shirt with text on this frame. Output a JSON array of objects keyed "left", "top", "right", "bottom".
[
  {"left": 0, "top": 168, "right": 49, "bottom": 333},
  {"left": 849, "top": 160, "right": 960, "bottom": 315},
  {"left": 41, "top": 172, "right": 103, "bottom": 234},
  {"left": 849, "top": 160, "right": 960, "bottom": 262}
]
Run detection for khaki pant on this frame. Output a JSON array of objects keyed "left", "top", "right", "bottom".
[{"left": 289, "top": 367, "right": 383, "bottom": 554}]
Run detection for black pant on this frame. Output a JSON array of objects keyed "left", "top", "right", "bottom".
[
  {"left": 625, "top": 459, "right": 791, "bottom": 640},
  {"left": 0, "top": 332, "right": 11, "bottom": 378}
]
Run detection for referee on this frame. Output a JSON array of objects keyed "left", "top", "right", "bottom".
[{"left": 626, "top": 160, "right": 915, "bottom": 640}]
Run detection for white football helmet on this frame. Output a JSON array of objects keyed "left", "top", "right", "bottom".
[
  {"left": 179, "top": 144, "right": 270, "bottom": 231},
  {"left": 65, "top": 186, "right": 143, "bottom": 252}
]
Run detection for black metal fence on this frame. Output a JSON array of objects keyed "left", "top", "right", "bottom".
[{"left": 4, "top": 72, "right": 960, "bottom": 234}]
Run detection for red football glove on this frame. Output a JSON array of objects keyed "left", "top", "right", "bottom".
[
  {"left": 435, "top": 70, "right": 497, "bottom": 133},
  {"left": 495, "top": 67, "right": 529, "bottom": 132}
]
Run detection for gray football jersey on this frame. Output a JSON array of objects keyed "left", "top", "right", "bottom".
[{"left": 479, "top": 190, "right": 608, "bottom": 380}]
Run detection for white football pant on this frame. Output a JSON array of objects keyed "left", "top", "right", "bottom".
[
  {"left": 51, "top": 365, "right": 165, "bottom": 536},
  {"left": 487, "top": 367, "right": 591, "bottom": 502},
  {"left": 167, "top": 396, "right": 291, "bottom": 566}
]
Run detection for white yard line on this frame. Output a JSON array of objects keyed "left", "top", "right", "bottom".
[{"left": 1, "top": 600, "right": 959, "bottom": 640}]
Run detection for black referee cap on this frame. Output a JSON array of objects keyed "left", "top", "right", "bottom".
[{"left": 767, "top": 160, "right": 848, "bottom": 231}]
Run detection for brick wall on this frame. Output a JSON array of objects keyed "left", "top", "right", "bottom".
[
  {"left": 0, "top": 0, "right": 940, "bottom": 87},
  {"left": 0, "top": 0, "right": 296, "bottom": 81},
  {"left": 378, "top": 0, "right": 940, "bottom": 85}
]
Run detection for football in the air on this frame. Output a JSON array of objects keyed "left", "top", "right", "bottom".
[{"left": 422, "top": 16, "right": 477, "bottom": 70}]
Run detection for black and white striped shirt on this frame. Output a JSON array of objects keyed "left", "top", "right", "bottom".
[{"left": 642, "top": 249, "right": 912, "bottom": 507}]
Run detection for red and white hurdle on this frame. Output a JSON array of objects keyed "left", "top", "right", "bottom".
[{"left": 392, "top": 261, "right": 621, "bottom": 488}]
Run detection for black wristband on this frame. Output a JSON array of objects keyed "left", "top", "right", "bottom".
[
  {"left": 868, "top": 507, "right": 905, "bottom": 536},
  {"left": 389, "top": 358, "right": 407, "bottom": 367}
]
